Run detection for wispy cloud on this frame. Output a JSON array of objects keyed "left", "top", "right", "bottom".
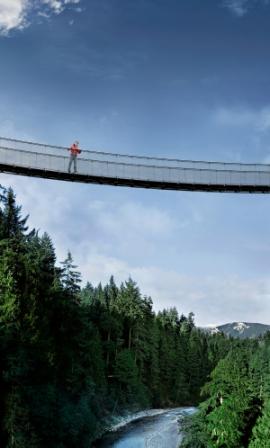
[
  {"left": 42, "top": 0, "right": 80, "bottom": 15},
  {"left": 0, "top": 0, "right": 81, "bottom": 35},
  {"left": 57, "top": 46, "right": 148, "bottom": 81},
  {"left": 223, "top": 0, "right": 250, "bottom": 17},
  {"left": 223, "top": 0, "right": 269, "bottom": 17},
  {"left": 213, "top": 106, "right": 270, "bottom": 132}
]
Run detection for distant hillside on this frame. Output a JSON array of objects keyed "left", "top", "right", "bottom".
[{"left": 203, "top": 322, "right": 270, "bottom": 339}]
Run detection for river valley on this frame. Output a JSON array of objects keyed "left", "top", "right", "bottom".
[{"left": 95, "top": 407, "right": 196, "bottom": 448}]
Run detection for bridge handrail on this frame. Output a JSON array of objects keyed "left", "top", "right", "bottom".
[
  {"left": 1, "top": 136, "right": 270, "bottom": 170},
  {"left": 1, "top": 144, "right": 270, "bottom": 175}
]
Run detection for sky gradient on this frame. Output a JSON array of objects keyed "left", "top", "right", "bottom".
[{"left": 1, "top": 0, "right": 270, "bottom": 326}]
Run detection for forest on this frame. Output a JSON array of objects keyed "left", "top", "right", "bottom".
[
  {"left": 0, "top": 184, "right": 269, "bottom": 447},
  {"left": 181, "top": 330, "right": 270, "bottom": 447}
]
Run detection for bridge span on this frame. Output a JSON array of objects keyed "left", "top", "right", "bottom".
[{"left": 1, "top": 136, "right": 270, "bottom": 193}]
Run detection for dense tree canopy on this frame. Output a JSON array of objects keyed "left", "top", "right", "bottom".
[
  {"left": 0, "top": 185, "right": 261, "bottom": 447},
  {"left": 181, "top": 335, "right": 270, "bottom": 447}
]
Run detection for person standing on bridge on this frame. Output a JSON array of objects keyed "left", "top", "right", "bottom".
[{"left": 68, "top": 141, "right": 81, "bottom": 174}]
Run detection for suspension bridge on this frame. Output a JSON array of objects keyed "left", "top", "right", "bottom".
[{"left": 1, "top": 136, "right": 270, "bottom": 193}]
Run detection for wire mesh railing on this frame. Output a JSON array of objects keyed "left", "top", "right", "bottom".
[{"left": 1, "top": 136, "right": 270, "bottom": 190}]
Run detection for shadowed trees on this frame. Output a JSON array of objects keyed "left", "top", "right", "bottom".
[{"left": 0, "top": 186, "right": 232, "bottom": 447}]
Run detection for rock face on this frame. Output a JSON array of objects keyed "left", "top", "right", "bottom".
[{"left": 203, "top": 322, "right": 270, "bottom": 339}]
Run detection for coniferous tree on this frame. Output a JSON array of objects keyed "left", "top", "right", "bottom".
[
  {"left": 115, "top": 278, "right": 143, "bottom": 350},
  {"left": 249, "top": 400, "right": 270, "bottom": 447},
  {"left": 1, "top": 188, "right": 29, "bottom": 239},
  {"left": 60, "top": 251, "right": 81, "bottom": 295},
  {"left": 0, "top": 184, "right": 240, "bottom": 447}
]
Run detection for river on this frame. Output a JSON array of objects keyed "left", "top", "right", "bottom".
[{"left": 95, "top": 407, "right": 196, "bottom": 448}]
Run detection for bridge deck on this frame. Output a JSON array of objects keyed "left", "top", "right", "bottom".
[{"left": 1, "top": 136, "right": 270, "bottom": 193}]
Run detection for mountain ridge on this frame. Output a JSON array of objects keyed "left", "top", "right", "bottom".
[{"left": 202, "top": 322, "right": 270, "bottom": 339}]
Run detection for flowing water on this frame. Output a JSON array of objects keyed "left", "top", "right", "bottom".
[{"left": 95, "top": 407, "right": 196, "bottom": 448}]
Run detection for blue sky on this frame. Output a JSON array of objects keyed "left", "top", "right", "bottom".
[{"left": 1, "top": 0, "right": 270, "bottom": 325}]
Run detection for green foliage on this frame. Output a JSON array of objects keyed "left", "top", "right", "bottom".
[
  {"left": 0, "top": 188, "right": 29, "bottom": 239},
  {"left": 180, "top": 339, "right": 270, "bottom": 448},
  {"left": 0, "top": 185, "right": 232, "bottom": 447},
  {"left": 249, "top": 400, "right": 270, "bottom": 447},
  {"left": 114, "top": 349, "right": 148, "bottom": 406},
  {"left": 60, "top": 251, "right": 81, "bottom": 295},
  {"left": 180, "top": 411, "right": 209, "bottom": 448}
]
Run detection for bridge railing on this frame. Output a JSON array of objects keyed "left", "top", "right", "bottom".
[
  {"left": 2, "top": 136, "right": 270, "bottom": 172},
  {"left": 1, "top": 137, "right": 270, "bottom": 187}
]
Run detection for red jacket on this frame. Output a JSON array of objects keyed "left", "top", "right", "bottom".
[{"left": 70, "top": 144, "right": 81, "bottom": 156}]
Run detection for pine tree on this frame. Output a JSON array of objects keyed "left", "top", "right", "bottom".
[
  {"left": 1, "top": 188, "right": 29, "bottom": 239},
  {"left": 101, "top": 276, "right": 120, "bottom": 368},
  {"left": 115, "top": 278, "right": 144, "bottom": 350},
  {"left": 249, "top": 400, "right": 270, "bottom": 447},
  {"left": 114, "top": 349, "right": 147, "bottom": 406},
  {"left": 145, "top": 317, "right": 160, "bottom": 405},
  {"left": 60, "top": 251, "right": 81, "bottom": 295},
  {"left": 80, "top": 282, "right": 95, "bottom": 305}
]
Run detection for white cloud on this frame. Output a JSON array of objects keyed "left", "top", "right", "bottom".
[
  {"left": 76, "top": 251, "right": 270, "bottom": 327},
  {"left": 0, "top": 0, "right": 28, "bottom": 35},
  {"left": 42, "top": 0, "right": 80, "bottom": 15},
  {"left": 213, "top": 106, "right": 270, "bottom": 132},
  {"left": 0, "top": 0, "right": 81, "bottom": 35}
]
